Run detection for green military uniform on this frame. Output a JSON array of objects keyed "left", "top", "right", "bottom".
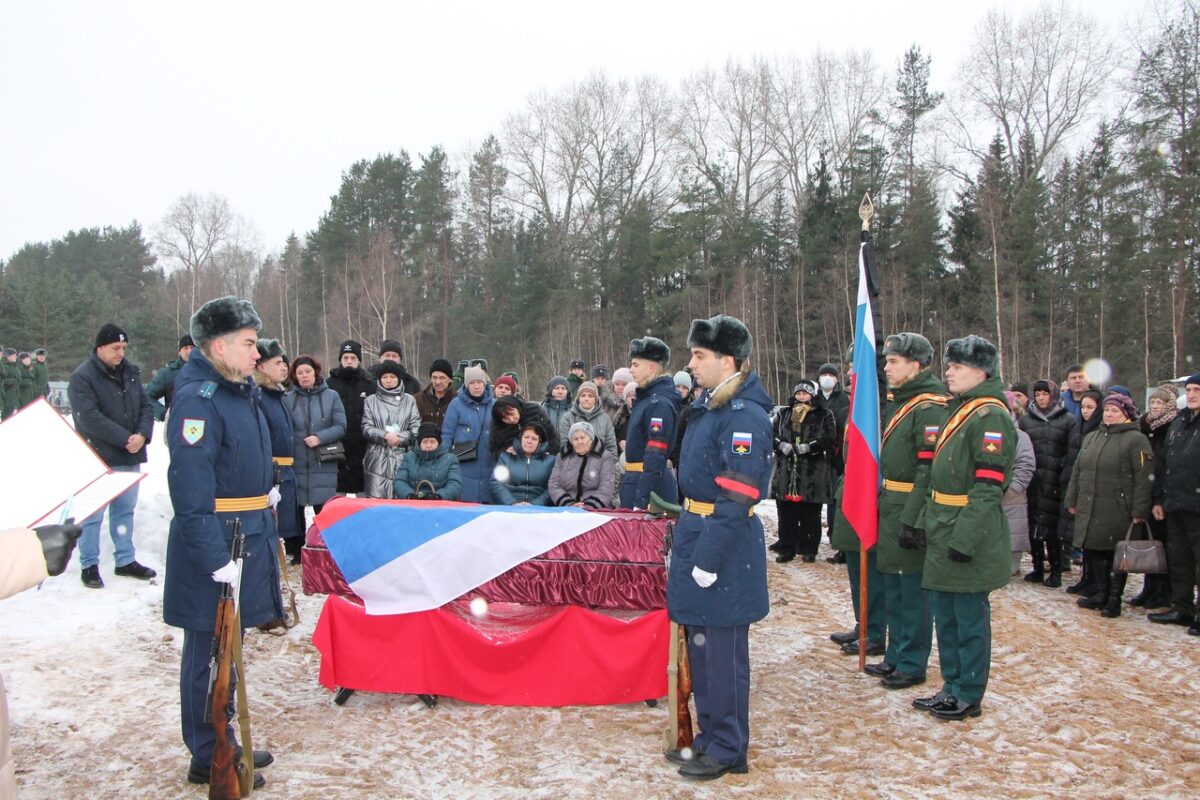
[
  {"left": 923, "top": 373, "right": 1016, "bottom": 711},
  {"left": 830, "top": 480, "right": 887, "bottom": 647},
  {"left": 17, "top": 360, "right": 38, "bottom": 408},
  {"left": 32, "top": 353, "right": 50, "bottom": 399},
  {"left": 0, "top": 354, "right": 18, "bottom": 419},
  {"left": 877, "top": 370, "right": 947, "bottom": 681}
]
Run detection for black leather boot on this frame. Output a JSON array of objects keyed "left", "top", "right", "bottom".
[
  {"left": 1066, "top": 551, "right": 1094, "bottom": 595},
  {"left": 1143, "top": 573, "right": 1171, "bottom": 609},
  {"left": 1024, "top": 537, "right": 1046, "bottom": 583},
  {"left": 1101, "top": 572, "right": 1128, "bottom": 618},
  {"left": 1077, "top": 555, "right": 1112, "bottom": 609}
]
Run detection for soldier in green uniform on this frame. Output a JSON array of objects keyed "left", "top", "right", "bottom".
[
  {"left": 913, "top": 335, "right": 1016, "bottom": 721},
  {"left": 868, "top": 333, "right": 948, "bottom": 689},
  {"left": 829, "top": 485, "right": 887, "bottom": 654},
  {"left": 17, "top": 353, "right": 38, "bottom": 408},
  {"left": 32, "top": 349, "right": 50, "bottom": 399},
  {"left": 1, "top": 348, "right": 19, "bottom": 419}
]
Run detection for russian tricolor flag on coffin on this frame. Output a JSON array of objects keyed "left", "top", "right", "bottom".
[{"left": 318, "top": 499, "right": 611, "bottom": 615}]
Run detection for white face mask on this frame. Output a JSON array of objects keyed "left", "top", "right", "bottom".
[{"left": 819, "top": 375, "right": 837, "bottom": 391}]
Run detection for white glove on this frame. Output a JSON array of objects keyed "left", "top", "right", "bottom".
[
  {"left": 692, "top": 566, "right": 717, "bottom": 588},
  {"left": 268, "top": 486, "right": 282, "bottom": 508},
  {"left": 795, "top": 442, "right": 812, "bottom": 455},
  {"left": 778, "top": 441, "right": 793, "bottom": 456},
  {"left": 212, "top": 561, "right": 238, "bottom": 584}
]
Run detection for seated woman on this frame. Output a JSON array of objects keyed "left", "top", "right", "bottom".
[
  {"left": 488, "top": 396, "right": 527, "bottom": 461},
  {"left": 394, "top": 422, "right": 463, "bottom": 500},
  {"left": 548, "top": 421, "right": 615, "bottom": 509},
  {"left": 489, "top": 420, "right": 555, "bottom": 506}
]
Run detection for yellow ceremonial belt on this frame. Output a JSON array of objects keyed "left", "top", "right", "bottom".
[
  {"left": 932, "top": 491, "right": 969, "bottom": 507},
  {"left": 683, "top": 498, "right": 755, "bottom": 517},
  {"left": 272, "top": 456, "right": 294, "bottom": 466},
  {"left": 883, "top": 479, "right": 915, "bottom": 493},
  {"left": 625, "top": 461, "right": 644, "bottom": 472},
  {"left": 214, "top": 495, "right": 271, "bottom": 512}
]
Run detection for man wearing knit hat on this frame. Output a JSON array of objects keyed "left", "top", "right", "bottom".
[
  {"left": 915, "top": 334, "right": 1016, "bottom": 721},
  {"left": 67, "top": 323, "right": 157, "bottom": 588},
  {"left": 373, "top": 338, "right": 421, "bottom": 395},
  {"left": 327, "top": 339, "right": 375, "bottom": 494},
  {"left": 665, "top": 314, "right": 772, "bottom": 780},
  {"left": 416, "top": 358, "right": 455, "bottom": 428},
  {"left": 146, "top": 334, "right": 197, "bottom": 422},
  {"left": 1149, "top": 372, "right": 1200, "bottom": 634},
  {"left": 163, "top": 296, "right": 281, "bottom": 789}
]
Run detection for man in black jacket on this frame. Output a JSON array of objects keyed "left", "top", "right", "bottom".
[
  {"left": 1149, "top": 373, "right": 1200, "bottom": 634},
  {"left": 1018, "top": 380, "right": 1081, "bottom": 587},
  {"left": 67, "top": 323, "right": 156, "bottom": 588},
  {"left": 326, "top": 339, "right": 375, "bottom": 494}
]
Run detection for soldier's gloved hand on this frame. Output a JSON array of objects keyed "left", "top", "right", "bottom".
[
  {"left": 794, "top": 442, "right": 812, "bottom": 455},
  {"left": 899, "top": 525, "right": 926, "bottom": 550},
  {"left": 778, "top": 441, "right": 794, "bottom": 456},
  {"left": 34, "top": 521, "right": 83, "bottom": 577},
  {"left": 212, "top": 561, "right": 238, "bottom": 583},
  {"left": 692, "top": 566, "right": 717, "bottom": 588},
  {"left": 268, "top": 486, "right": 282, "bottom": 508},
  {"left": 948, "top": 547, "right": 972, "bottom": 563}
]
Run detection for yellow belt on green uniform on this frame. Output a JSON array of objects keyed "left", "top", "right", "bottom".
[
  {"left": 883, "top": 479, "right": 914, "bottom": 493},
  {"left": 625, "top": 461, "right": 644, "bottom": 472},
  {"left": 932, "top": 490, "right": 969, "bottom": 507},
  {"left": 214, "top": 495, "right": 270, "bottom": 512},
  {"left": 683, "top": 498, "right": 755, "bottom": 517}
]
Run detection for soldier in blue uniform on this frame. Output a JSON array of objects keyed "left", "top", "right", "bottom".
[
  {"left": 253, "top": 338, "right": 298, "bottom": 545},
  {"left": 163, "top": 296, "right": 283, "bottom": 789},
  {"left": 619, "top": 336, "right": 679, "bottom": 509},
  {"left": 664, "top": 315, "right": 773, "bottom": 781}
]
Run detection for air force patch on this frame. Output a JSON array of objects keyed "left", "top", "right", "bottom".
[
  {"left": 732, "top": 431, "right": 753, "bottom": 455},
  {"left": 182, "top": 418, "right": 206, "bottom": 445}
]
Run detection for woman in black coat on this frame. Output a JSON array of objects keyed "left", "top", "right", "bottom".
[
  {"left": 1133, "top": 384, "right": 1180, "bottom": 607},
  {"left": 771, "top": 380, "right": 836, "bottom": 562}
]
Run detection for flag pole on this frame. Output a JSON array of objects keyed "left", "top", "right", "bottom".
[{"left": 857, "top": 192, "right": 875, "bottom": 673}]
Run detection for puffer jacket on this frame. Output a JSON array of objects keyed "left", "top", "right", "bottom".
[
  {"left": 548, "top": 437, "right": 615, "bottom": 508},
  {"left": 490, "top": 436, "right": 555, "bottom": 506},
  {"left": 1153, "top": 407, "right": 1200, "bottom": 514},
  {"left": 393, "top": 448, "right": 462, "bottom": 499},
  {"left": 361, "top": 384, "right": 421, "bottom": 498},
  {"left": 1003, "top": 428, "right": 1036, "bottom": 553},
  {"left": 1018, "top": 397, "right": 1080, "bottom": 533},
  {"left": 442, "top": 383, "right": 495, "bottom": 503},
  {"left": 557, "top": 399, "right": 618, "bottom": 458},
  {"left": 286, "top": 382, "right": 347, "bottom": 506},
  {"left": 1066, "top": 421, "right": 1154, "bottom": 550}
]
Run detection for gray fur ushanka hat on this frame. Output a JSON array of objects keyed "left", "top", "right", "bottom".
[
  {"left": 629, "top": 336, "right": 671, "bottom": 365},
  {"left": 943, "top": 334, "right": 1000, "bottom": 377},
  {"left": 687, "top": 314, "right": 753, "bottom": 360},
  {"left": 255, "top": 338, "right": 287, "bottom": 363},
  {"left": 190, "top": 296, "right": 262, "bottom": 345},
  {"left": 883, "top": 333, "right": 935, "bottom": 367}
]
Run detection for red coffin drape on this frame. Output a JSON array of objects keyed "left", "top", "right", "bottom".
[{"left": 313, "top": 595, "right": 670, "bottom": 706}]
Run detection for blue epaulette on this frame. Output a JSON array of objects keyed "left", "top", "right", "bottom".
[
  {"left": 731, "top": 399, "right": 745, "bottom": 411},
  {"left": 198, "top": 381, "right": 218, "bottom": 399}
]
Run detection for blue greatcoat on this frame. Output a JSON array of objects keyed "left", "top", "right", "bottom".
[
  {"left": 666, "top": 371, "right": 773, "bottom": 628},
  {"left": 441, "top": 384, "right": 495, "bottom": 503},
  {"left": 162, "top": 351, "right": 284, "bottom": 631},
  {"left": 258, "top": 382, "right": 298, "bottom": 540},
  {"left": 619, "top": 375, "right": 680, "bottom": 508}
]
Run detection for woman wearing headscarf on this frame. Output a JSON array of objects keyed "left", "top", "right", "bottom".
[
  {"left": 1133, "top": 384, "right": 1180, "bottom": 608},
  {"left": 548, "top": 421, "right": 616, "bottom": 508},
  {"left": 771, "top": 379, "right": 836, "bottom": 563},
  {"left": 1065, "top": 393, "right": 1154, "bottom": 616},
  {"left": 361, "top": 361, "right": 421, "bottom": 498}
]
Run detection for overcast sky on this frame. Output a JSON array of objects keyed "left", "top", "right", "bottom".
[{"left": 0, "top": 0, "right": 1143, "bottom": 261}]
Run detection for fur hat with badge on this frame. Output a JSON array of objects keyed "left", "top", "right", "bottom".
[
  {"left": 687, "top": 314, "right": 753, "bottom": 361},
  {"left": 943, "top": 335, "right": 1000, "bottom": 377},
  {"left": 190, "top": 296, "right": 262, "bottom": 345},
  {"left": 882, "top": 333, "right": 934, "bottom": 367},
  {"left": 628, "top": 336, "right": 671, "bottom": 365}
]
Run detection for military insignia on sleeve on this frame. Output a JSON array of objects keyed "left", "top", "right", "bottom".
[
  {"left": 732, "top": 431, "right": 753, "bottom": 455},
  {"left": 982, "top": 431, "right": 1003, "bottom": 453},
  {"left": 650, "top": 417, "right": 664, "bottom": 433},
  {"left": 924, "top": 425, "right": 939, "bottom": 444},
  {"left": 182, "top": 418, "right": 206, "bottom": 445},
  {"left": 198, "top": 381, "right": 218, "bottom": 399}
]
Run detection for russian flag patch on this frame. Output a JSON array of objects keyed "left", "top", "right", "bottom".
[
  {"left": 732, "top": 431, "right": 753, "bottom": 455},
  {"left": 982, "top": 431, "right": 1003, "bottom": 453},
  {"left": 924, "top": 425, "right": 939, "bottom": 444},
  {"left": 649, "top": 416, "right": 664, "bottom": 433}
]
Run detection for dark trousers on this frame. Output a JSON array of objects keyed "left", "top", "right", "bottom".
[
  {"left": 1166, "top": 510, "right": 1200, "bottom": 614},
  {"left": 688, "top": 625, "right": 750, "bottom": 768},
  {"left": 1030, "top": 523, "right": 1066, "bottom": 574},
  {"left": 181, "top": 628, "right": 237, "bottom": 770},
  {"left": 846, "top": 548, "right": 886, "bottom": 644},
  {"left": 776, "top": 500, "right": 822, "bottom": 557},
  {"left": 882, "top": 572, "right": 932, "bottom": 677},
  {"left": 826, "top": 494, "right": 840, "bottom": 544},
  {"left": 929, "top": 590, "right": 992, "bottom": 705}
]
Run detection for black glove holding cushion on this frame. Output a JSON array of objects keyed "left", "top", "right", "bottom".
[
  {"left": 34, "top": 520, "right": 83, "bottom": 576},
  {"left": 947, "top": 546, "right": 972, "bottom": 563},
  {"left": 898, "top": 525, "right": 926, "bottom": 550}
]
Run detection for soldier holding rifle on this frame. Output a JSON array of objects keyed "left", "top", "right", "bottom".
[{"left": 163, "top": 296, "right": 283, "bottom": 791}]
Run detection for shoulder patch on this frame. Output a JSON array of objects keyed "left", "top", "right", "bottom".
[
  {"left": 982, "top": 431, "right": 1003, "bottom": 454},
  {"left": 732, "top": 431, "right": 753, "bottom": 455},
  {"left": 924, "top": 425, "right": 939, "bottom": 444},
  {"left": 649, "top": 416, "right": 664, "bottom": 433},
  {"left": 182, "top": 418, "right": 206, "bottom": 445},
  {"left": 198, "top": 381, "right": 218, "bottom": 399}
]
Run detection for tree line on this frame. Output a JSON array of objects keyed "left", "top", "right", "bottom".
[{"left": 1, "top": 0, "right": 1196, "bottom": 402}]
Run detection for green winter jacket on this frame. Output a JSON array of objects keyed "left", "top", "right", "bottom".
[
  {"left": 1065, "top": 421, "right": 1154, "bottom": 551},
  {"left": 877, "top": 371, "right": 949, "bottom": 575},
  {"left": 32, "top": 360, "right": 50, "bottom": 398},
  {"left": 146, "top": 357, "right": 187, "bottom": 421},
  {"left": 1, "top": 360, "right": 19, "bottom": 414},
  {"left": 17, "top": 364, "right": 37, "bottom": 407},
  {"left": 922, "top": 375, "right": 1017, "bottom": 594}
]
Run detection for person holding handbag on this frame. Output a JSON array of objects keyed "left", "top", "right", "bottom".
[
  {"left": 441, "top": 364, "right": 495, "bottom": 503},
  {"left": 286, "top": 355, "right": 347, "bottom": 559},
  {"left": 1065, "top": 393, "right": 1154, "bottom": 617},
  {"left": 394, "top": 423, "right": 462, "bottom": 500}
]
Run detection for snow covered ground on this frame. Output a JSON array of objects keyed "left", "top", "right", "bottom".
[{"left": 2, "top": 424, "right": 1198, "bottom": 799}]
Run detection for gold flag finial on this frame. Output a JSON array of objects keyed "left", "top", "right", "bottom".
[{"left": 859, "top": 192, "right": 874, "bottom": 231}]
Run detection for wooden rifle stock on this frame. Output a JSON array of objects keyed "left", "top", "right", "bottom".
[
  {"left": 206, "top": 520, "right": 245, "bottom": 800},
  {"left": 675, "top": 624, "right": 694, "bottom": 749}
]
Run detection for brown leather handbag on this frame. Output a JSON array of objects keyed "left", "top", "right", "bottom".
[{"left": 1114, "top": 521, "right": 1168, "bottom": 574}]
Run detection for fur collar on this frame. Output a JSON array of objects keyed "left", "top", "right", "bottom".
[{"left": 706, "top": 368, "right": 747, "bottom": 411}]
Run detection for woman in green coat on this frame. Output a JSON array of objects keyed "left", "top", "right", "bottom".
[{"left": 1065, "top": 393, "right": 1153, "bottom": 617}]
